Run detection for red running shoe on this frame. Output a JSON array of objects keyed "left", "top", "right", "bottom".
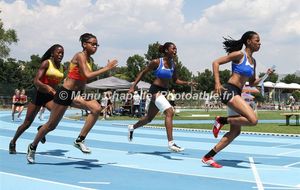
[
  {"left": 202, "top": 157, "right": 222, "bottom": 168},
  {"left": 213, "top": 116, "right": 224, "bottom": 138}
]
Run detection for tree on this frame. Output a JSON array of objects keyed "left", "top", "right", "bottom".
[
  {"left": 169, "top": 61, "right": 192, "bottom": 92},
  {"left": 0, "top": 17, "right": 18, "bottom": 58},
  {"left": 194, "top": 69, "right": 214, "bottom": 92},
  {"left": 20, "top": 54, "right": 42, "bottom": 89},
  {"left": 0, "top": 58, "right": 22, "bottom": 95},
  {"left": 144, "top": 42, "right": 163, "bottom": 61},
  {"left": 280, "top": 74, "right": 300, "bottom": 84},
  {"left": 126, "top": 54, "right": 146, "bottom": 82},
  {"left": 292, "top": 90, "right": 300, "bottom": 101},
  {"left": 219, "top": 69, "right": 231, "bottom": 85},
  {"left": 258, "top": 72, "right": 278, "bottom": 83}
]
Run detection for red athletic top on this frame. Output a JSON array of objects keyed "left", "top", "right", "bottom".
[
  {"left": 68, "top": 60, "right": 92, "bottom": 81},
  {"left": 20, "top": 95, "right": 27, "bottom": 103}
]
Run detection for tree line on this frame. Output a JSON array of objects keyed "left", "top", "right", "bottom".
[{"left": 1, "top": 18, "right": 300, "bottom": 99}]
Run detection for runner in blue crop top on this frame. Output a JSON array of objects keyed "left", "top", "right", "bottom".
[
  {"left": 231, "top": 51, "right": 254, "bottom": 78},
  {"left": 128, "top": 42, "right": 196, "bottom": 152},
  {"left": 202, "top": 31, "right": 274, "bottom": 168},
  {"left": 153, "top": 58, "right": 174, "bottom": 79}
]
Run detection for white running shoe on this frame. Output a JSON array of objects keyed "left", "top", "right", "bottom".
[
  {"left": 38, "top": 115, "right": 44, "bottom": 121},
  {"left": 74, "top": 141, "right": 91, "bottom": 153},
  {"left": 128, "top": 125, "right": 134, "bottom": 142},
  {"left": 27, "top": 144, "right": 36, "bottom": 164},
  {"left": 168, "top": 143, "right": 184, "bottom": 152}
]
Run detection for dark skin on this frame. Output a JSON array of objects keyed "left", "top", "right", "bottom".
[
  {"left": 30, "top": 37, "right": 118, "bottom": 148},
  {"left": 211, "top": 34, "right": 273, "bottom": 153},
  {"left": 10, "top": 46, "right": 64, "bottom": 145},
  {"left": 129, "top": 44, "right": 196, "bottom": 142}
]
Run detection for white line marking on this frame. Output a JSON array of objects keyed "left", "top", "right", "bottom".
[
  {"left": 252, "top": 156, "right": 279, "bottom": 159},
  {"left": 272, "top": 143, "right": 299, "bottom": 148},
  {"left": 276, "top": 150, "right": 300, "bottom": 156},
  {"left": 249, "top": 157, "right": 264, "bottom": 190},
  {"left": 78, "top": 181, "right": 110, "bottom": 185},
  {"left": 0, "top": 147, "right": 296, "bottom": 188},
  {"left": 0, "top": 171, "right": 96, "bottom": 190},
  {"left": 257, "top": 168, "right": 289, "bottom": 171},
  {"left": 0, "top": 148, "right": 256, "bottom": 185},
  {"left": 283, "top": 162, "right": 300, "bottom": 168},
  {"left": 253, "top": 187, "right": 300, "bottom": 189}
]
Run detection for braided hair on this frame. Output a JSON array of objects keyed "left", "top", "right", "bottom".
[{"left": 41, "top": 44, "right": 63, "bottom": 62}]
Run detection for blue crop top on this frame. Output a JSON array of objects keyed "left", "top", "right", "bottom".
[
  {"left": 232, "top": 51, "right": 254, "bottom": 78},
  {"left": 153, "top": 58, "right": 174, "bottom": 79}
]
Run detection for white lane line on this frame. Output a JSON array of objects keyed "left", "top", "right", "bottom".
[
  {"left": 78, "top": 182, "right": 110, "bottom": 185},
  {"left": 0, "top": 171, "right": 96, "bottom": 190},
  {"left": 283, "top": 162, "right": 300, "bottom": 168},
  {"left": 276, "top": 150, "right": 300, "bottom": 156},
  {"left": 0, "top": 148, "right": 256, "bottom": 185},
  {"left": 272, "top": 143, "right": 299, "bottom": 148},
  {"left": 253, "top": 187, "right": 300, "bottom": 189},
  {"left": 0, "top": 148, "right": 295, "bottom": 188},
  {"left": 249, "top": 157, "right": 264, "bottom": 190}
]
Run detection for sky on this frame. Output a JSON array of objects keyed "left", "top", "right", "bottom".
[{"left": 1, "top": 0, "right": 300, "bottom": 75}]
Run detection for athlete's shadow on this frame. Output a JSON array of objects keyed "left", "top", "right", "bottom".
[
  {"left": 216, "top": 159, "right": 260, "bottom": 169},
  {"left": 128, "top": 151, "right": 185, "bottom": 160},
  {"left": 36, "top": 157, "right": 114, "bottom": 170},
  {"left": 38, "top": 149, "right": 69, "bottom": 157},
  {"left": 36, "top": 149, "right": 116, "bottom": 169}
]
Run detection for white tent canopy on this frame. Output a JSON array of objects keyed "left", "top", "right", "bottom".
[
  {"left": 134, "top": 81, "right": 151, "bottom": 90},
  {"left": 262, "top": 81, "right": 275, "bottom": 88},
  {"left": 259, "top": 81, "right": 300, "bottom": 90},
  {"left": 86, "top": 76, "right": 132, "bottom": 89}
]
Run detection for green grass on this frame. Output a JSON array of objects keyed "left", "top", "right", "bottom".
[
  {"left": 69, "top": 109, "right": 300, "bottom": 134},
  {"left": 150, "top": 123, "right": 300, "bottom": 134}
]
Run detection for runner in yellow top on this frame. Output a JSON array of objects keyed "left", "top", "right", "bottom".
[{"left": 9, "top": 44, "right": 64, "bottom": 154}]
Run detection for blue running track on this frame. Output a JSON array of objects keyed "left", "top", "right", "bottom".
[{"left": 0, "top": 110, "right": 299, "bottom": 190}]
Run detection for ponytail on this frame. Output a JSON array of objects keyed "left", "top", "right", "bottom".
[
  {"left": 158, "top": 42, "right": 175, "bottom": 54},
  {"left": 223, "top": 31, "right": 257, "bottom": 53}
]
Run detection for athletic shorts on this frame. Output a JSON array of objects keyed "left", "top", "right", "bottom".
[
  {"left": 31, "top": 88, "right": 54, "bottom": 106},
  {"left": 154, "top": 94, "right": 172, "bottom": 113},
  {"left": 13, "top": 103, "right": 23, "bottom": 106},
  {"left": 220, "top": 83, "right": 242, "bottom": 104},
  {"left": 148, "top": 84, "right": 168, "bottom": 95},
  {"left": 227, "top": 107, "right": 240, "bottom": 116},
  {"left": 53, "top": 86, "right": 81, "bottom": 106},
  {"left": 148, "top": 84, "right": 173, "bottom": 112}
]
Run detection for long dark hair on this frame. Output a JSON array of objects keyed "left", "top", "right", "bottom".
[
  {"left": 158, "top": 42, "right": 175, "bottom": 54},
  {"left": 41, "top": 44, "right": 63, "bottom": 62},
  {"left": 79, "top": 33, "right": 97, "bottom": 48},
  {"left": 223, "top": 31, "right": 257, "bottom": 53}
]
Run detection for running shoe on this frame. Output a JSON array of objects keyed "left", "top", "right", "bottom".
[
  {"left": 9, "top": 142, "right": 16, "bottom": 154},
  {"left": 168, "top": 143, "right": 185, "bottom": 152},
  {"left": 37, "top": 126, "right": 46, "bottom": 144},
  {"left": 128, "top": 125, "right": 134, "bottom": 142},
  {"left": 202, "top": 156, "right": 222, "bottom": 168},
  {"left": 38, "top": 115, "right": 44, "bottom": 121},
  {"left": 74, "top": 141, "right": 91, "bottom": 153},
  {"left": 27, "top": 143, "right": 36, "bottom": 164},
  {"left": 213, "top": 116, "right": 224, "bottom": 138}
]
